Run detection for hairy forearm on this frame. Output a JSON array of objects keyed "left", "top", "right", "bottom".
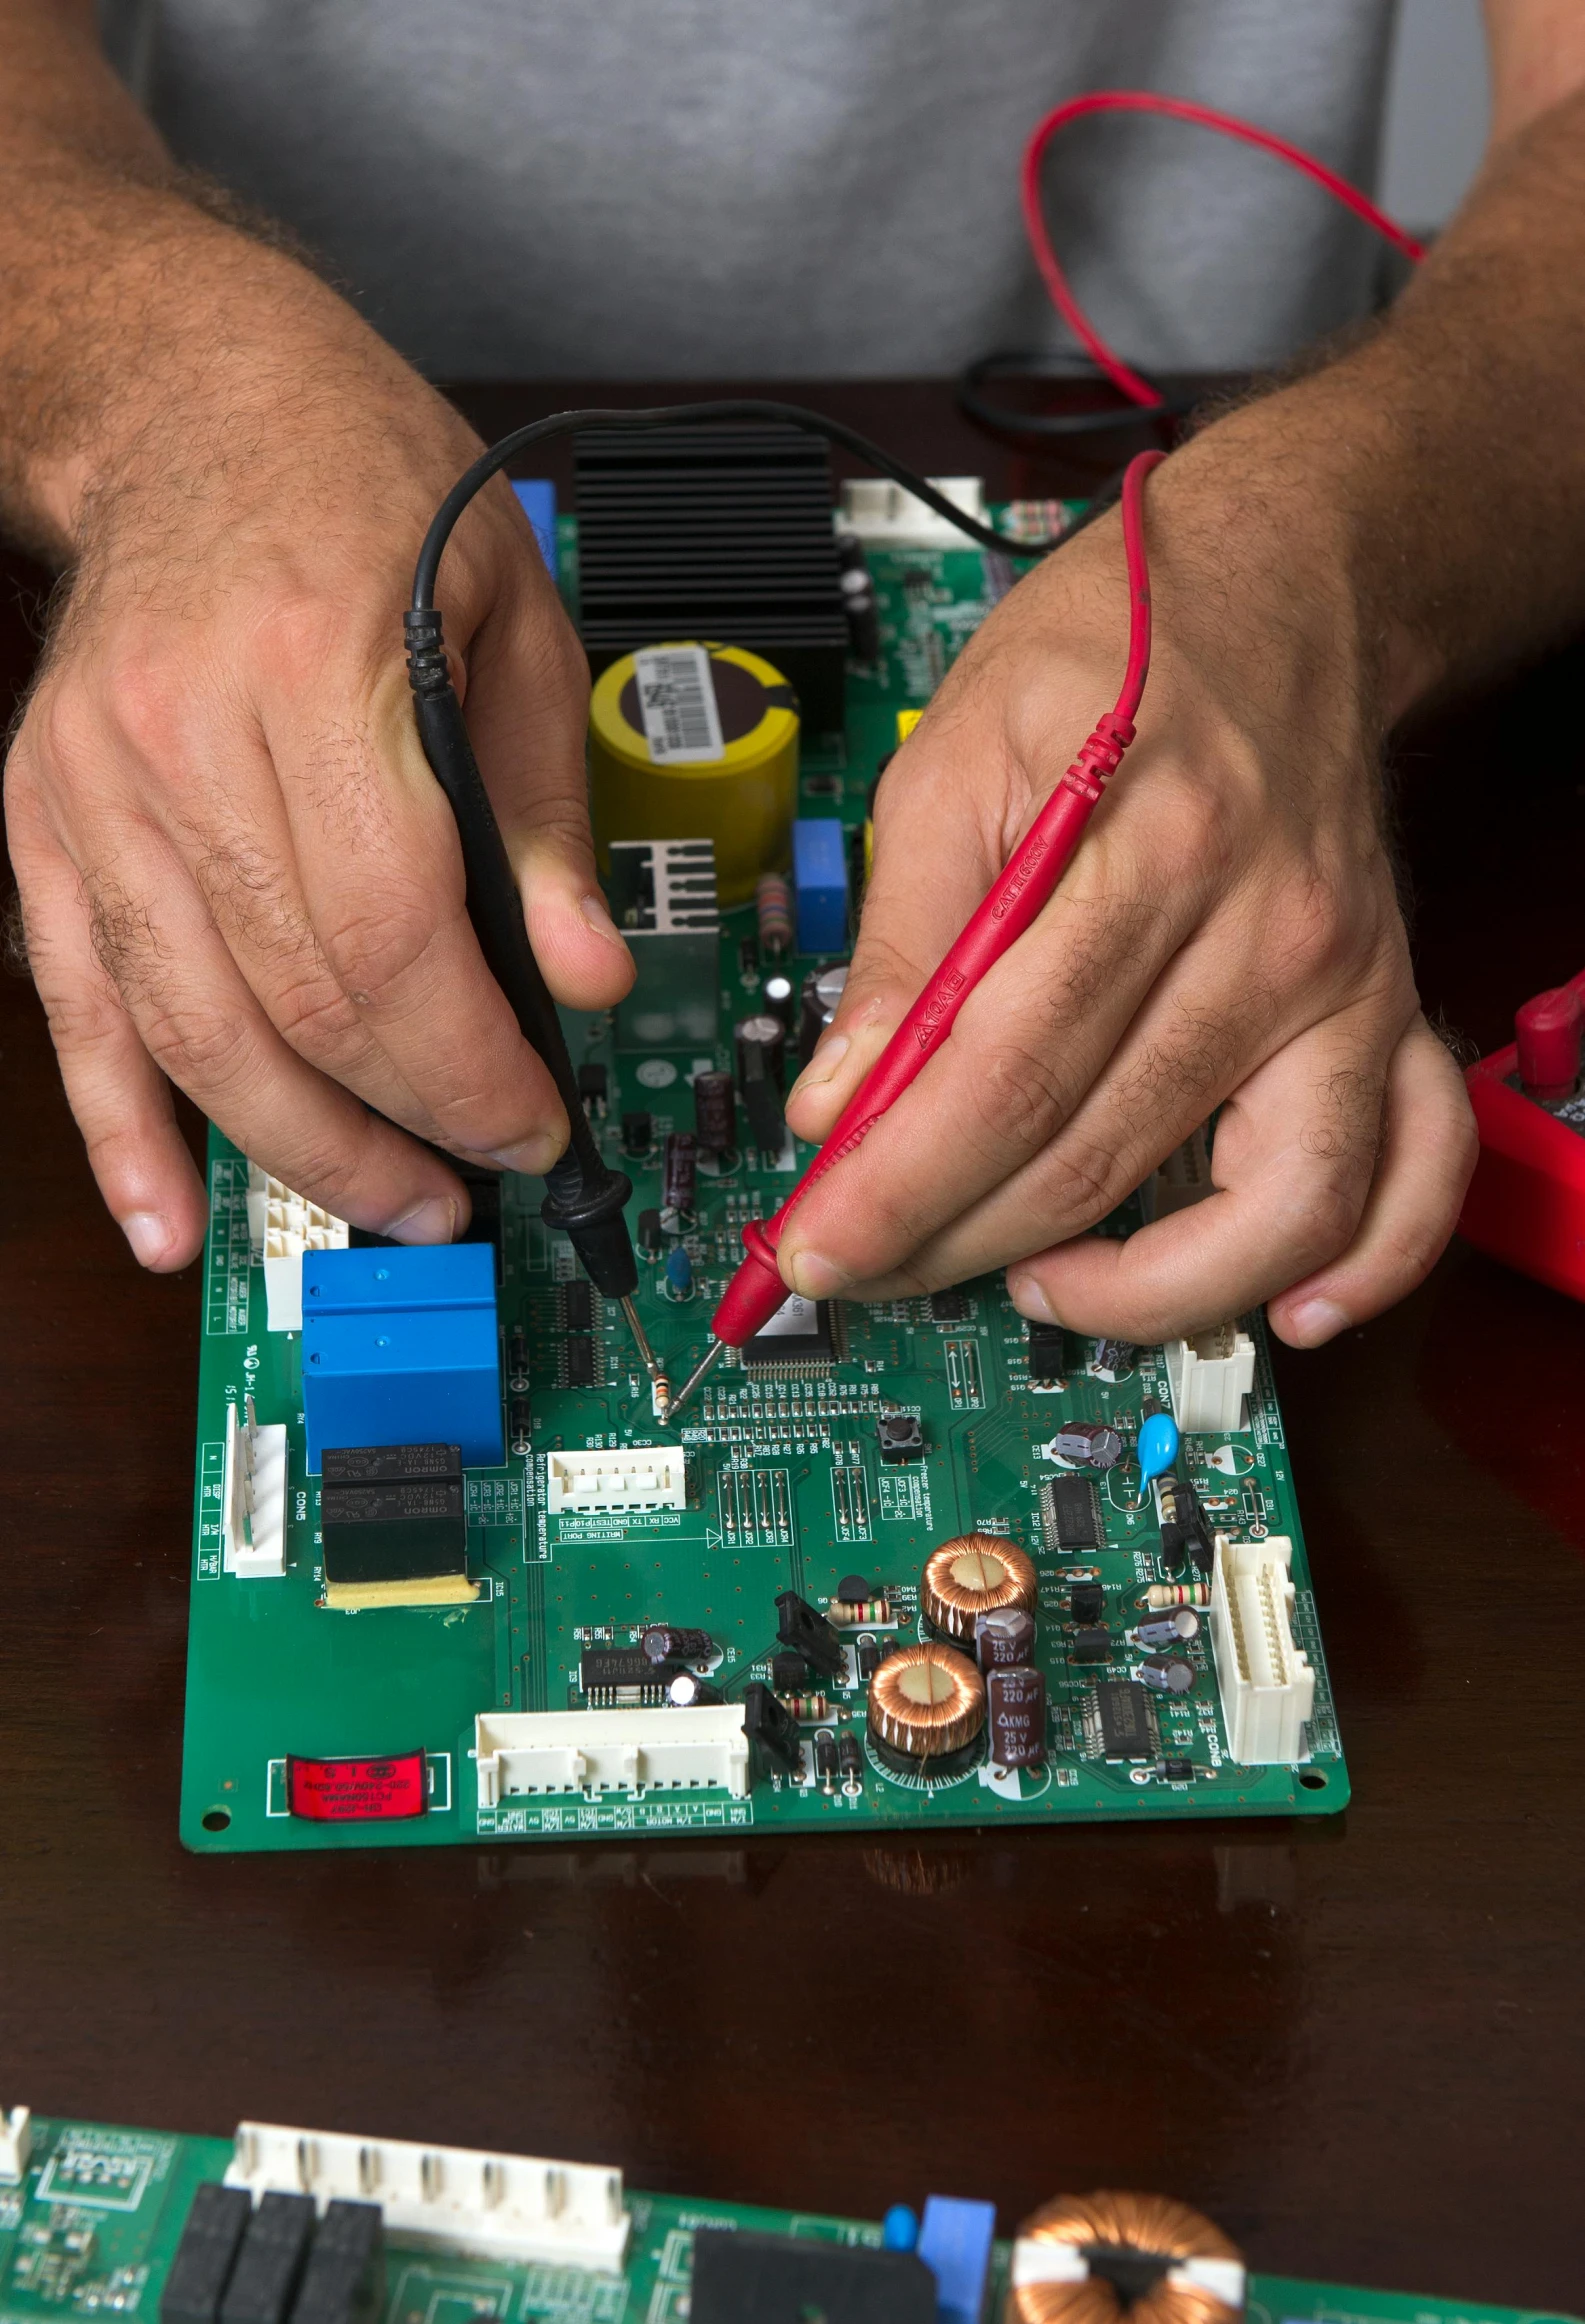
[
  {"left": 1167, "top": 82, "right": 1585, "bottom": 725},
  {"left": 0, "top": 0, "right": 448, "bottom": 564}
]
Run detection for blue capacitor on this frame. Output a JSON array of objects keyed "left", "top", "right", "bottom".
[
  {"left": 881, "top": 2205, "right": 919, "bottom": 2253},
  {"left": 918, "top": 2197, "right": 996, "bottom": 2324},
  {"left": 792, "top": 818, "right": 849, "bottom": 953},
  {"left": 665, "top": 1245, "right": 694, "bottom": 1299},
  {"left": 1137, "top": 1410, "right": 1180, "bottom": 1482}
]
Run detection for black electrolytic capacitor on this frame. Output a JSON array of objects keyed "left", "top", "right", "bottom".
[
  {"left": 734, "top": 1013, "right": 786, "bottom": 1091},
  {"left": 975, "top": 1607, "right": 1037, "bottom": 1671},
  {"left": 988, "top": 1665, "right": 1046, "bottom": 1768},
  {"left": 837, "top": 533, "right": 882, "bottom": 662},
  {"left": 662, "top": 1132, "right": 697, "bottom": 1215},
  {"left": 798, "top": 965, "right": 848, "bottom": 1066},
  {"left": 1137, "top": 1652, "right": 1196, "bottom": 1695},
  {"left": 763, "top": 972, "right": 796, "bottom": 1029},
  {"left": 693, "top": 1070, "right": 737, "bottom": 1154}
]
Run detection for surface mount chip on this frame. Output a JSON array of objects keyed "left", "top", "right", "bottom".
[{"left": 742, "top": 1292, "right": 835, "bottom": 1370}]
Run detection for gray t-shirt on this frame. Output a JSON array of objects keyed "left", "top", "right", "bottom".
[{"left": 103, "top": 1, "right": 1401, "bottom": 380}]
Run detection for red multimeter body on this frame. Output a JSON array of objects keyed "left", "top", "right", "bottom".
[{"left": 1459, "top": 969, "right": 1585, "bottom": 1302}]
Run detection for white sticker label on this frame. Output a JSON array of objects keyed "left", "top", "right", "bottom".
[
  {"left": 634, "top": 645, "right": 724, "bottom": 763},
  {"left": 757, "top": 1293, "right": 820, "bottom": 1340}
]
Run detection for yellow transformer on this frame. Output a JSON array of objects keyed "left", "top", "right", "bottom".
[{"left": 588, "top": 641, "right": 799, "bottom": 906}]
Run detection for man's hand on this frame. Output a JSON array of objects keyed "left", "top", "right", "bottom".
[
  {"left": 2, "top": 95, "right": 632, "bottom": 1270},
  {"left": 783, "top": 444, "right": 1477, "bottom": 1349}
]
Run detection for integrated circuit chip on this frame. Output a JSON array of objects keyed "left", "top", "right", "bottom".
[
  {"left": 577, "top": 1646, "right": 670, "bottom": 1705},
  {"left": 1084, "top": 1678, "right": 1157, "bottom": 1762},
  {"left": 742, "top": 1293, "right": 836, "bottom": 1371},
  {"left": 1041, "top": 1472, "right": 1105, "bottom": 1553},
  {"left": 563, "top": 1336, "right": 595, "bottom": 1388},
  {"left": 689, "top": 2228, "right": 936, "bottom": 2324}
]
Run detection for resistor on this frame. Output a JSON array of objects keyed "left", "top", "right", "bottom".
[
  {"left": 837, "top": 1728, "right": 865, "bottom": 1790},
  {"left": 756, "top": 872, "right": 793, "bottom": 956},
  {"left": 814, "top": 1730, "right": 840, "bottom": 1792},
  {"left": 1144, "top": 1582, "right": 1211, "bottom": 1609},
  {"left": 661, "top": 1131, "right": 697, "bottom": 1217},
  {"left": 664, "top": 1245, "right": 694, "bottom": 1301},
  {"left": 693, "top": 1070, "right": 737, "bottom": 1155},
  {"left": 831, "top": 1595, "right": 892, "bottom": 1626},
  {"left": 779, "top": 1692, "right": 834, "bottom": 1723},
  {"left": 508, "top": 1325, "right": 529, "bottom": 1391}
]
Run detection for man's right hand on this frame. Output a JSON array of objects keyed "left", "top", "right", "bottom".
[{"left": 5, "top": 298, "right": 631, "bottom": 1272}]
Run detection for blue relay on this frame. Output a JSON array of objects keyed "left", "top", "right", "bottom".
[
  {"left": 301, "top": 1244, "right": 502, "bottom": 1471},
  {"left": 511, "top": 479, "right": 558, "bottom": 579},
  {"left": 792, "top": 818, "right": 849, "bottom": 954}
]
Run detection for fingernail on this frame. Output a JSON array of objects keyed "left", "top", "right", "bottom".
[
  {"left": 581, "top": 892, "right": 625, "bottom": 945},
  {"left": 121, "top": 1210, "right": 174, "bottom": 1267},
  {"left": 490, "top": 1131, "right": 565, "bottom": 1175},
  {"left": 1007, "top": 1270, "right": 1054, "bottom": 1322},
  {"left": 386, "top": 1196, "right": 459, "bottom": 1245},
  {"left": 1285, "top": 1294, "right": 1349, "bottom": 1346},
  {"left": 787, "top": 1251, "right": 852, "bottom": 1298},
  {"left": 789, "top": 1034, "right": 849, "bottom": 1098}
]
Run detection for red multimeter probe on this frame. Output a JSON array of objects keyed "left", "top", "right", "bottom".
[{"left": 1460, "top": 973, "right": 1585, "bottom": 1301}]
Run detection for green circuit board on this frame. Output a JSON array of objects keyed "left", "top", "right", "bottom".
[
  {"left": 1, "top": 2114, "right": 1571, "bottom": 2324},
  {"left": 180, "top": 519, "right": 1349, "bottom": 1853}
]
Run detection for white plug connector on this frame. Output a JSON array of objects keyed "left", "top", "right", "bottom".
[
  {"left": 544, "top": 1447, "right": 687, "bottom": 1515},
  {"left": 475, "top": 1705, "right": 749, "bottom": 1805},
  {"left": 1164, "top": 1321, "right": 1256, "bottom": 1433},
  {"left": 1209, "top": 1533, "right": 1315, "bottom": 1764},
  {"left": 222, "top": 1397, "right": 288, "bottom": 1578}
]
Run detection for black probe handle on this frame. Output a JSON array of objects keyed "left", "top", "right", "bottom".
[{"left": 404, "top": 644, "right": 637, "bottom": 1299}]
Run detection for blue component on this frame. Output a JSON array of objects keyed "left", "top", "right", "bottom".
[
  {"left": 511, "top": 479, "right": 558, "bottom": 579},
  {"left": 792, "top": 818, "right": 849, "bottom": 954},
  {"left": 1138, "top": 1410, "right": 1180, "bottom": 1483},
  {"left": 303, "top": 1305, "right": 503, "bottom": 1472},
  {"left": 301, "top": 1244, "right": 502, "bottom": 1469},
  {"left": 917, "top": 2197, "right": 996, "bottom": 2324},
  {"left": 881, "top": 2205, "right": 919, "bottom": 2253},
  {"left": 302, "top": 1243, "right": 496, "bottom": 1317},
  {"left": 664, "top": 1245, "right": 694, "bottom": 1298}
]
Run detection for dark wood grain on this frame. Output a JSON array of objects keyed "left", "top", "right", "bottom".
[{"left": 1, "top": 382, "right": 1581, "bottom": 2314}]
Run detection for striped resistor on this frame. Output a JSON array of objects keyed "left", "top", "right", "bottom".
[
  {"left": 831, "top": 1595, "right": 892, "bottom": 1627},
  {"left": 1144, "top": 1582, "right": 1211, "bottom": 1609},
  {"left": 756, "top": 872, "right": 793, "bottom": 956},
  {"left": 779, "top": 1692, "right": 836, "bottom": 1723}
]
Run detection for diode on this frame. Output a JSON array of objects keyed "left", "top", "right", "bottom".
[
  {"left": 814, "top": 1730, "right": 840, "bottom": 1792},
  {"left": 508, "top": 1325, "right": 529, "bottom": 1391},
  {"left": 837, "top": 1729, "right": 865, "bottom": 1791}
]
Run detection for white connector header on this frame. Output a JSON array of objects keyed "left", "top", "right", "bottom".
[
  {"left": 475, "top": 1705, "right": 749, "bottom": 1806},
  {"left": 222, "top": 1399, "right": 288, "bottom": 1579},
  {"left": 837, "top": 476, "right": 986, "bottom": 547},
  {"left": 1164, "top": 1322, "right": 1256, "bottom": 1434},
  {"left": 224, "top": 2122, "right": 628, "bottom": 2272},
  {"left": 544, "top": 1447, "right": 687, "bottom": 1515},
  {"left": 1209, "top": 1534, "right": 1316, "bottom": 1765},
  {"left": 0, "top": 2105, "right": 32, "bottom": 2184},
  {"left": 246, "top": 1163, "right": 349, "bottom": 1333}
]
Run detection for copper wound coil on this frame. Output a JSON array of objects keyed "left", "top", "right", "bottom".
[
  {"left": 922, "top": 1535, "right": 1038, "bottom": 1640},
  {"left": 1004, "top": 2191, "right": 1244, "bottom": 2324},
  {"left": 867, "top": 1642, "right": 985, "bottom": 1758}
]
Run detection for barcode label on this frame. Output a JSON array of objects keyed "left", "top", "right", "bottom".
[{"left": 634, "top": 645, "right": 724, "bottom": 764}]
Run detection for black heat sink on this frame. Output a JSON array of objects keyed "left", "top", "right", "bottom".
[{"left": 573, "top": 423, "right": 848, "bottom": 730}]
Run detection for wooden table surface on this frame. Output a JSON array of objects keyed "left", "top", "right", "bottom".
[{"left": 2, "top": 380, "right": 1581, "bottom": 2314}]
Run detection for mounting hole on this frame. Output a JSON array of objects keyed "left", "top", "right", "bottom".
[
  {"left": 201, "top": 1808, "right": 232, "bottom": 1832},
  {"left": 1298, "top": 1770, "right": 1327, "bottom": 1791}
]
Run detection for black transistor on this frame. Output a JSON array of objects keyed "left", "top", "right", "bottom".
[
  {"left": 743, "top": 1681, "right": 803, "bottom": 1774},
  {"left": 160, "top": 2183, "right": 253, "bottom": 2324},
  {"left": 1068, "top": 1580, "right": 1104, "bottom": 1624},
  {"left": 218, "top": 2193, "right": 316, "bottom": 2324},
  {"left": 1071, "top": 1624, "right": 1111, "bottom": 1665},
  {"left": 775, "top": 1589, "right": 846, "bottom": 1676},
  {"left": 1026, "top": 1322, "right": 1067, "bottom": 1384}
]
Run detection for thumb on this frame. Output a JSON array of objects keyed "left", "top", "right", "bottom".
[{"left": 462, "top": 565, "right": 635, "bottom": 1011}]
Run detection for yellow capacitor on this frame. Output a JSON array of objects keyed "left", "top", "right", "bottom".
[{"left": 588, "top": 642, "right": 799, "bottom": 906}]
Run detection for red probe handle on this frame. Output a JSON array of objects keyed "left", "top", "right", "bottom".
[{"left": 710, "top": 450, "right": 1165, "bottom": 1348}]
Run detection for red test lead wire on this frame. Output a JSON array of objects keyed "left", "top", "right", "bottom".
[
  {"left": 1019, "top": 90, "right": 1425, "bottom": 409},
  {"left": 671, "top": 447, "right": 1167, "bottom": 1399}
]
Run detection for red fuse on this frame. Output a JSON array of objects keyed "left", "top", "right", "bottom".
[
  {"left": 1460, "top": 967, "right": 1585, "bottom": 1303},
  {"left": 287, "top": 1748, "right": 428, "bottom": 1822}
]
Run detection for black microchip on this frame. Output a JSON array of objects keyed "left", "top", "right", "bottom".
[
  {"left": 742, "top": 1294, "right": 835, "bottom": 1368},
  {"left": 563, "top": 1279, "right": 594, "bottom": 1330},
  {"left": 563, "top": 1335, "right": 595, "bottom": 1388},
  {"left": 622, "top": 1110, "right": 653, "bottom": 1152},
  {"left": 320, "top": 1479, "right": 466, "bottom": 1586},
  {"left": 321, "top": 1443, "right": 460, "bottom": 1484},
  {"left": 1042, "top": 1473, "right": 1104, "bottom": 1553},
  {"left": 580, "top": 1647, "right": 671, "bottom": 1693},
  {"left": 1069, "top": 1580, "right": 1104, "bottom": 1623},
  {"left": 689, "top": 2230, "right": 936, "bottom": 2324},
  {"left": 1026, "top": 1321, "right": 1066, "bottom": 1383},
  {"left": 576, "top": 1062, "right": 608, "bottom": 1105},
  {"left": 929, "top": 1289, "right": 972, "bottom": 1321},
  {"left": 1091, "top": 1678, "right": 1157, "bottom": 1762}
]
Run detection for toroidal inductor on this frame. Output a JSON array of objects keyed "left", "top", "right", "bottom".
[
  {"left": 588, "top": 641, "right": 799, "bottom": 906},
  {"left": 1004, "top": 2190, "right": 1245, "bottom": 2324},
  {"left": 867, "top": 1641, "right": 985, "bottom": 1768},
  {"left": 922, "top": 1536, "right": 1038, "bottom": 1641}
]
